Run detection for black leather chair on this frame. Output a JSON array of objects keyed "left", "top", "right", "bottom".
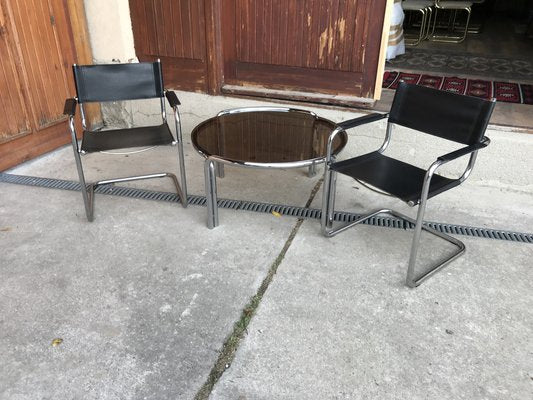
[
  {"left": 321, "top": 82, "right": 495, "bottom": 287},
  {"left": 64, "top": 60, "right": 187, "bottom": 221}
]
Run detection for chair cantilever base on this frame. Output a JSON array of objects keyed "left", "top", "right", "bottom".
[
  {"left": 322, "top": 208, "right": 466, "bottom": 288},
  {"left": 80, "top": 172, "right": 187, "bottom": 222},
  {"left": 319, "top": 82, "right": 494, "bottom": 288}
]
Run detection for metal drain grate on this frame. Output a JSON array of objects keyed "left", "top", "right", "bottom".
[{"left": 1, "top": 172, "right": 532, "bottom": 244}]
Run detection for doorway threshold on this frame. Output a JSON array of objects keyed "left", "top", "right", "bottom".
[
  {"left": 221, "top": 84, "right": 376, "bottom": 109},
  {"left": 374, "top": 89, "right": 533, "bottom": 133}
]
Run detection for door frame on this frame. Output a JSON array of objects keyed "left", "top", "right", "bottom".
[
  {"left": 374, "top": 0, "right": 393, "bottom": 100},
  {"left": 205, "top": 0, "right": 223, "bottom": 95},
  {"left": 65, "top": 0, "right": 100, "bottom": 128}
]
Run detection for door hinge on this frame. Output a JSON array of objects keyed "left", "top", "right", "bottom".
[{"left": 50, "top": 15, "right": 55, "bottom": 26}]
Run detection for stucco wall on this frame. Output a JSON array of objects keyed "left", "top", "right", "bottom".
[
  {"left": 83, "top": 0, "right": 136, "bottom": 64},
  {"left": 82, "top": 0, "right": 137, "bottom": 126}
]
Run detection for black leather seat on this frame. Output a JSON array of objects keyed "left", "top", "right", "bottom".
[
  {"left": 331, "top": 151, "right": 462, "bottom": 205},
  {"left": 321, "top": 82, "right": 495, "bottom": 287},
  {"left": 80, "top": 124, "right": 174, "bottom": 153},
  {"left": 64, "top": 61, "right": 188, "bottom": 221}
]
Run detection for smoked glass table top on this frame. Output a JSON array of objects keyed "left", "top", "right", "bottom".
[{"left": 191, "top": 109, "right": 347, "bottom": 167}]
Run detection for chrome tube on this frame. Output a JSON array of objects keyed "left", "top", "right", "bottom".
[
  {"left": 405, "top": 160, "right": 442, "bottom": 287},
  {"left": 406, "top": 160, "right": 442, "bottom": 263},
  {"left": 325, "top": 127, "right": 345, "bottom": 164},
  {"left": 204, "top": 158, "right": 218, "bottom": 229},
  {"left": 68, "top": 116, "right": 93, "bottom": 221},
  {"left": 320, "top": 167, "right": 334, "bottom": 234},
  {"left": 96, "top": 173, "right": 170, "bottom": 186},
  {"left": 307, "top": 163, "right": 317, "bottom": 178},
  {"left": 320, "top": 126, "right": 345, "bottom": 234},
  {"left": 458, "top": 151, "right": 479, "bottom": 183},
  {"left": 160, "top": 97, "right": 167, "bottom": 123},
  {"left": 79, "top": 102, "right": 87, "bottom": 130},
  {"left": 95, "top": 172, "right": 186, "bottom": 206},
  {"left": 323, "top": 207, "right": 393, "bottom": 238},
  {"left": 217, "top": 106, "right": 317, "bottom": 118},
  {"left": 193, "top": 154, "right": 326, "bottom": 170},
  {"left": 377, "top": 122, "right": 393, "bottom": 153},
  {"left": 430, "top": 4, "right": 472, "bottom": 43},
  {"left": 424, "top": 7, "right": 433, "bottom": 40},
  {"left": 173, "top": 106, "right": 188, "bottom": 205},
  {"left": 393, "top": 208, "right": 465, "bottom": 288}
]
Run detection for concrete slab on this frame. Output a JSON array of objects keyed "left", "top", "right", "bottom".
[
  {"left": 0, "top": 182, "right": 297, "bottom": 399},
  {"left": 210, "top": 218, "right": 533, "bottom": 400},
  {"left": 2, "top": 90, "right": 532, "bottom": 400}
]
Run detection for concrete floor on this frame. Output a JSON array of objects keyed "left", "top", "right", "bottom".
[{"left": 1, "top": 92, "right": 532, "bottom": 399}]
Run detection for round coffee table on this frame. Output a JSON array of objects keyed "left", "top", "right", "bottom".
[{"left": 191, "top": 107, "right": 347, "bottom": 228}]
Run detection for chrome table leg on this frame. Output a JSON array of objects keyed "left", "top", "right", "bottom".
[{"left": 204, "top": 158, "right": 219, "bottom": 229}]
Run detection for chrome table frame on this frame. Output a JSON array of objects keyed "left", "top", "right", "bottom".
[{"left": 193, "top": 107, "right": 345, "bottom": 229}]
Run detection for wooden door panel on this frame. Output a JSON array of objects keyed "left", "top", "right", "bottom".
[
  {"left": 223, "top": 0, "right": 387, "bottom": 99},
  {"left": 129, "top": 0, "right": 208, "bottom": 91},
  {"left": 9, "top": 0, "right": 71, "bottom": 130},
  {"left": 0, "top": 0, "right": 77, "bottom": 171},
  {"left": 237, "top": 0, "right": 361, "bottom": 71},
  {"left": 0, "top": 0, "right": 30, "bottom": 143}
]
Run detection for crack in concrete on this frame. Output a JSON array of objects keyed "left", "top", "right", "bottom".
[{"left": 193, "top": 179, "right": 324, "bottom": 400}]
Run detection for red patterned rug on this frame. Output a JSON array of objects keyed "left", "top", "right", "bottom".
[{"left": 383, "top": 71, "right": 533, "bottom": 104}]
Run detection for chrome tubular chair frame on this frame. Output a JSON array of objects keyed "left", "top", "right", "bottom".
[
  {"left": 429, "top": 0, "right": 473, "bottom": 43},
  {"left": 64, "top": 60, "right": 187, "bottom": 221},
  {"left": 403, "top": 1, "right": 434, "bottom": 46},
  {"left": 321, "top": 82, "right": 495, "bottom": 287}
]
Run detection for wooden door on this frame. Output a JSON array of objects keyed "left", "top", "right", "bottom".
[
  {"left": 128, "top": 0, "right": 390, "bottom": 102},
  {"left": 221, "top": 0, "right": 388, "bottom": 101},
  {"left": 0, "top": 0, "right": 77, "bottom": 171},
  {"left": 129, "top": 0, "right": 215, "bottom": 92}
]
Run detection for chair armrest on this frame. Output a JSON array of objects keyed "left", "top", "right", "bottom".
[
  {"left": 64, "top": 98, "right": 77, "bottom": 117},
  {"left": 165, "top": 90, "right": 181, "bottom": 108},
  {"left": 437, "top": 139, "right": 490, "bottom": 163},
  {"left": 337, "top": 112, "right": 388, "bottom": 130}
]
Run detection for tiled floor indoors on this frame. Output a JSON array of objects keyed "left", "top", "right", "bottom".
[{"left": 382, "top": 13, "right": 533, "bottom": 130}]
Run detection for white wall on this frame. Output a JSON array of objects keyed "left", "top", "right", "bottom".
[
  {"left": 83, "top": 0, "right": 136, "bottom": 64},
  {"left": 82, "top": 0, "right": 137, "bottom": 126}
]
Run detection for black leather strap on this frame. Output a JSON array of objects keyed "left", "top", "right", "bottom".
[
  {"left": 437, "top": 140, "right": 489, "bottom": 162},
  {"left": 63, "top": 98, "right": 77, "bottom": 116},
  {"left": 389, "top": 82, "right": 496, "bottom": 145},
  {"left": 73, "top": 62, "right": 164, "bottom": 103},
  {"left": 165, "top": 90, "right": 181, "bottom": 107},
  {"left": 337, "top": 112, "right": 389, "bottom": 130}
]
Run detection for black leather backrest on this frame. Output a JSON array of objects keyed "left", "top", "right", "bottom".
[
  {"left": 73, "top": 62, "right": 164, "bottom": 103},
  {"left": 389, "top": 82, "right": 495, "bottom": 145}
]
